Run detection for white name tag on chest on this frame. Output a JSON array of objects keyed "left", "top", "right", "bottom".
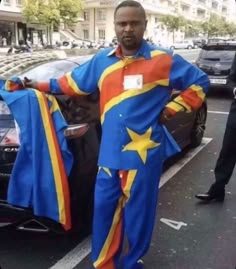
[{"left": 123, "top": 75, "right": 143, "bottom": 90}]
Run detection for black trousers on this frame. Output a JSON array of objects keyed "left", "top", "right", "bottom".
[{"left": 214, "top": 124, "right": 236, "bottom": 185}]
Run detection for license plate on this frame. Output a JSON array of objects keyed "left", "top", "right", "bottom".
[{"left": 210, "top": 78, "right": 227, "bottom": 84}]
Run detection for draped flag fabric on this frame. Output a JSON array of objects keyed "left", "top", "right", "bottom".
[{"left": 0, "top": 78, "right": 73, "bottom": 230}]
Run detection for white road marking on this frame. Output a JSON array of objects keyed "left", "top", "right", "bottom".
[
  {"left": 49, "top": 137, "right": 212, "bottom": 269},
  {"left": 160, "top": 218, "right": 187, "bottom": 230},
  {"left": 49, "top": 236, "right": 91, "bottom": 269},
  {"left": 208, "top": 110, "right": 229, "bottom": 115}
]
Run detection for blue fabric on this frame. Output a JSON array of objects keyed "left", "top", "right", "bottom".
[
  {"left": 47, "top": 39, "right": 209, "bottom": 169},
  {"left": 0, "top": 87, "right": 73, "bottom": 226}
]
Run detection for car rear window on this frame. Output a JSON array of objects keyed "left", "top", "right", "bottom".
[{"left": 199, "top": 46, "right": 236, "bottom": 62}]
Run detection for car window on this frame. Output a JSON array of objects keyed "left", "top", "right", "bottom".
[
  {"left": 21, "top": 60, "right": 79, "bottom": 80},
  {"left": 199, "top": 48, "right": 236, "bottom": 62}
]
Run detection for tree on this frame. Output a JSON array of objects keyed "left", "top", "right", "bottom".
[
  {"left": 185, "top": 20, "right": 202, "bottom": 38},
  {"left": 224, "top": 22, "right": 236, "bottom": 38},
  {"left": 22, "top": 0, "right": 83, "bottom": 44},
  {"left": 200, "top": 14, "right": 227, "bottom": 38},
  {"left": 159, "top": 14, "right": 187, "bottom": 42}
]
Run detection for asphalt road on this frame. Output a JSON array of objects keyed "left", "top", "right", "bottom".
[
  {"left": 1, "top": 49, "right": 236, "bottom": 269},
  {"left": 176, "top": 48, "right": 201, "bottom": 63}
]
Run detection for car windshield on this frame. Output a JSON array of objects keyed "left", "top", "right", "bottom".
[
  {"left": 200, "top": 47, "right": 236, "bottom": 62},
  {"left": 21, "top": 60, "right": 79, "bottom": 80}
]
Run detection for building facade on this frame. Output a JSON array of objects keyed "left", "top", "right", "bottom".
[
  {"left": 0, "top": 0, "right": 47, "bottom": 46},
  {"left": 1, "top": 0, "right": 236, "bottom": 46},
  {"left": 74, "top": 0, "right": 236, "bottom": 44}
]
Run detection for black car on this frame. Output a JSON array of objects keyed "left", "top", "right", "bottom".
[
  {"left": 0, "top": 55, "right": 207, "bottom": 234},
  {"left": 195, "top": 42, "right": 236, "bottom": 96},
  {"left": 192, "top": 39, "right": 206, "bottom": 48}
]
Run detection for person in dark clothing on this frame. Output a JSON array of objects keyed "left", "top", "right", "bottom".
[{"left": 195, "top": 59, "right": 236, "bottom": 202}]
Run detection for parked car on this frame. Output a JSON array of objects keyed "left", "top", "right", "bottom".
[
  {"left": 0, "top": 55, "right": 207, "bottom": 234},
  {"left": 195, "top": 42, "right": 236, "bottom": 96},
  {"left": 192, "top": 39, "right": 207, "bottom": 48},
  {"left": 207, "top": 38, "right": 228, "bottom": 44},
  {"left": 169, "top": 40, "right": 196, "bottom": 50}
]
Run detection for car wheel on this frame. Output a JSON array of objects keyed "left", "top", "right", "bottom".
[
  {"left": 190, "top": 105, "right": 207, "bottom": 148},
  {"left": 170, "top": 46, "right": 175, "bottom": 50},
  {"left": 187, "top": 45, "right": 192, "bottom": 49}
]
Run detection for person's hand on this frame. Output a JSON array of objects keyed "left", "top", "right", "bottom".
[
  {"left": 159, "top": 108, "right": 173, "bottom": 124},
  {"left": 23, "top": 77, "right": 37, "bottom": 89}
]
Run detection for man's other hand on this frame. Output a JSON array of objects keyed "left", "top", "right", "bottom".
[
  {"left": 159, "top": 108, "right": 173, "bottom": 124},
  {"left": 23, "top": 77, "right": 37, "bottom": 89}
]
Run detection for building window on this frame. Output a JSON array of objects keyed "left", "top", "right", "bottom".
[
  {"left": 97, "top": 9, "right": 106, "bottom": 21},
  {"left": 16, "top": 0, "right": 22, "bottom": 5},
  {"left": 3, "top": 0, "right": 11, "bottom": 6},
  {"left": 84, "top": 11, "right": 89, "bottom": 21},
  {"left": 181, "top": 4, "right": 190, "bottom": 12},
  {"left": 83, "top": 29, "right": 89, "bottom": 40},
  {"left": 198, "top": 0, "right": 206, "bottom": 4},
  {"left": 212, "top": 1, "right": 218, "bottom": 9},
  {"left": 197, "top": 8, "right": 206, "bottom": 18},
  {"left": 98, "top": 29, "right": 105, "bottom": 40},
  {"left": 222, "top": 7, "right": 227, "bottom": 14}
]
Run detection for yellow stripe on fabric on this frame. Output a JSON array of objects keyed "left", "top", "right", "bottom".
[
  {"left": 65, "top": 72, "right": 89, "bottom": 95},
  {"left": 172, "top": 96, "right": 192, "bottom": 112},
  {"left": 98, "top": 60, "right": 125, "bottom": 89},
  {"left": 47, "top": 94, "right": 61, "bottom": 113},
  {"left": 5, "top": 81, "right": 11, "bottom": 91},
  {"left": 150, "top": 50, "right": 167, "bottom": 57},
  {"left": 123, "top": 170, "right": 137, "bottom": 200},
  {"left": 101, "top": 79, "right": 169, "bottom": 123},
  {"left": 166, "top": 101, "right": 184, "bottom": 113},
  {"left": 98, "top": 49, "right": 166, "bottom": 90},
  {"left": 35, "top": 91, "right": 65, "bottom": 224},
  {"left": 190, "top": 84, "right": 206, "bottom": 100},
  {"left": 94, "top": 197, "right": 124, "bottom": 267}
]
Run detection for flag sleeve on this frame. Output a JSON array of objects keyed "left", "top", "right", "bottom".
[
  {"left": 165, "top": 54, "right": 209, "bottom": 116},
  {"left": 37, "top": 55, "right": 100, "bottom": 96}
]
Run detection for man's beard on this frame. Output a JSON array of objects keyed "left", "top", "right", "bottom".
[{"left": 121, "top": 37, "right": 138, "bottom": 51}]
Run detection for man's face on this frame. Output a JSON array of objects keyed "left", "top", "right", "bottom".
[{"left": 114, "top": 6, "right": 147, "bottom": 52}]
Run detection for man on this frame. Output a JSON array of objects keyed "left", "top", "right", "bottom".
[
  {"left": 21, "top": 1, "right": 209, "bottom": 268},
  {"left": 195, "top": 73, "right": 236, "bottom": 203}
]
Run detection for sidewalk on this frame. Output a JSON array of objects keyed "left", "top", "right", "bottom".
[{"left": 0, "top": 47, "right": 9, "bottom": 56}]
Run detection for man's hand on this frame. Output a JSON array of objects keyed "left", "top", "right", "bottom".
[
  {"left": 23, "top": 77, "right": 37, "bottom": 89},
  {"left": 159, "top": 108, "right": 173, "bottom": 124}
]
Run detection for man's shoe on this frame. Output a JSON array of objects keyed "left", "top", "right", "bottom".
[
  {"left": 195, "top": 183, "right": 225, "bottom": 202},
  {"left": 136, "top": 259, "right": 144, "bottom": 269},
  {"left": 195, "top": 192, "right": 225, "bottom": 202}
]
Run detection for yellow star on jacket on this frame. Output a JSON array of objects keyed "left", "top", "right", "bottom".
[{"left": 122, "top": 127, "right": 160, "bottom": 163}]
